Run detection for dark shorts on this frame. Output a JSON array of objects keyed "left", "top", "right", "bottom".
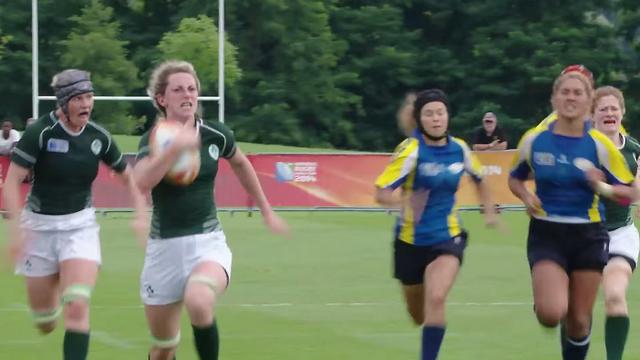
[
  {"left": 527, "top": 218, "right": 610, "bottom": 273},
  {"left": 394, "top": 231, "right": 468, "bottom": 285}
]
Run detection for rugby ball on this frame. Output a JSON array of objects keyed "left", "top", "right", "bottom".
[{"left": 149, "top": 120, "right": 200, "bottom": 186}]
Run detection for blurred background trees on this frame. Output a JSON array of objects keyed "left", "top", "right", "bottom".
[{"left": 1, "top": 0, "right": 638, "bottom": 150}]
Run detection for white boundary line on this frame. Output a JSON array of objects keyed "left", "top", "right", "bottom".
[
  {"left": 0, "top": 301, "right": 539, "bottom": 312},
  {"left": 91, "top": 330, "right": 136, "bottom": 349}
]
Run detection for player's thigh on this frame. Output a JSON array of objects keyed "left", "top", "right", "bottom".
[
  {"left": 603, "top": 258, "right": 632, "bottom": 294},
  {"left": 145, "top": 302, "right": 183, "bottom": 339},
  {"left": 568, "top": 270, "right": 601, "bottom": 314},
  {"left": 58, "top": 223, "right": 101, "bottom": 288},
  {"left": 59, "top": 259, "right": 99, "bottom": 289},
  {"left": 186, "top": 261, "right": 229, "bottom": 299},
  {"left": 531, "top": 260, "right": 569, "bottom": 311},
  {"left": 402, "top": 284, "right": 424, "bottom": 312},
  {"left": 424, "top": 254, "right": 460, "bottom": 303},
  {"left": 25, "top": 274, "right": 60, "bottom": 310}
]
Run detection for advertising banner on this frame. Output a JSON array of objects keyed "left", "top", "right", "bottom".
[{"left": 0, "top": 151, "right": 525, "bottom": 210}]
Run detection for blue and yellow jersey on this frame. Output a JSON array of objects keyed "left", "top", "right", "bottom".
[
  {"left": 375, "top": 131, "right": 483, "bottom": 246},
  {"left": 510, "top": 122, "right": 634, "bottom": 223},
  {"left": 536, "top": 111, "right": 628, "bottom": 135}
]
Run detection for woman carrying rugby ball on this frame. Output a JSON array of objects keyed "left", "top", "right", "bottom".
[{"left": 134, "top": 60, "right": 289, "bottom": 360}]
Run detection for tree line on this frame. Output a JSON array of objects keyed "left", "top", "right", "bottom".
[{"left": 1, "top": 0, "right": 639, "bottom": 151}]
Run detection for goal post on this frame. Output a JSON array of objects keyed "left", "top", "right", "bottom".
[{"left": 31, "top": 0, "right": 226, "bottom": 123}]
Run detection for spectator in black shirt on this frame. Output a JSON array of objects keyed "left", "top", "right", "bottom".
[{"left": 472, "top": 112, "right": 508, "bottom": 151}]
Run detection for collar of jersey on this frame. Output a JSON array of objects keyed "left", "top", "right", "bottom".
[
  {"left": 413, "top": 129, "right": 451, "bottom": 148},
  {"left": 548, "top": 117, "right": 591, "bottom": 136},
  {"left": 50, "top": 111, "right": 86, "bottom": 137}
]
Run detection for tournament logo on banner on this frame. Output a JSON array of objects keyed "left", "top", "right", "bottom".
[{"left": 274, "top": 162, "right": 317, "bottom": 183}]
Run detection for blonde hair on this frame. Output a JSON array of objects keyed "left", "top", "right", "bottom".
[
  {"left": 552, "top": 72, "right": 594, "bottom": 99},
  {"left": 593, "top": 85, "right": 625, "bottom": 114},
  {"left": 397, "top": 92, "right": 417, "bottom": 136},
  {"left": 147, "top": 60, "right": 201, "bottom": 116}
]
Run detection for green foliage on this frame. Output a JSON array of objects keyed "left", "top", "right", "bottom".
[
  {"left": 157, "top": 15, "right": 242, "bottom": 93},
  {"left": 330, "top": 4, "right": 424, "bottom": 149},
  {"left": 398, "top": 0, "right": 632, "bottom": 146},
  {"left": 227, "top": 0, "right": 360, "bottom": 148},
  {"left": 59, "top": 0, "right": 140, "bottom": 134},
  {"left": 3, "top": 1, "right": 640, "bottom": 147},
  {"left": 0, "top": 29, "right": 10, "bottom": 60}
]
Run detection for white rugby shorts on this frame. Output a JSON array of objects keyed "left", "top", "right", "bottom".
[
  {"left": 15, "top": 208, "right": 101, "bottom": 276},
  {"left": 140, "top": 230, "right": 232, "bottom": 305}
]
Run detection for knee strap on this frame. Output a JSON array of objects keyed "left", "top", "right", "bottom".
[
  {"left": 31, "top": 307, "right": 62, "bottom": 324},
  {"left": 188, "top": 274, "right": 221, "bottom": 295},
  {"left": 61, "top": 284, "right": 93, "bottom": 304},
  {"left": 151, "top": 331, "right": 181, "bottom": 348}
]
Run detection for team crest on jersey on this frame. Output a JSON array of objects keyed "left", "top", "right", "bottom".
[
  {"left": 533, "top": 152, "right": 555, "bottom": 166},
  {"left": 208, "top": 144, "right": 220, "bottom": 160},
  {"left": 91, "top": 139, "right": 102, "bottom": 155},
  {"left": 47, "top": 138, "right": 69, "bottom": 153}
]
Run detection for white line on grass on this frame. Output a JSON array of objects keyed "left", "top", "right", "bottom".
[
  {"left": 19, "top": 300, "right": 640, "bottom": 311},
  {"left": 92, "top": 330, "right": 136, "bottom": 349}
]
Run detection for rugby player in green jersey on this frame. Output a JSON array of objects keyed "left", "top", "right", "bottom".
[
  {"left": 134, "top": 60, "right": 289, "bottom": 360},
  {"left": 2, "top": 69, "right": 147, "bottom": 360},
  {"left": 592, "top": 86, "right": 640, "bottom": 360}
]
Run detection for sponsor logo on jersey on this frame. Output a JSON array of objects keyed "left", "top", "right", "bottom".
[
  {"left": 208, "top": 144, "right": 220, "bottom": 160},
  {"left": 533, "top": 152, "right": 555, "bottom": 166},
  {"left": 447, "top": 162, "right": 464, "bottom": 174},
  {"left": 91, "top": 139, "right": 102, "bottom": 155},
  {"left": 47, "top": 138, "right": 69, "bottom": 153},
  {"left": 557, "top": 154, "right": 570, "bottom": 165},
  {"left": 419, "top": 162, "right": 445, "bottom": 176}
]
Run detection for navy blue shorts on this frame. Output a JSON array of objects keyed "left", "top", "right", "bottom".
[
  {"left": 394, "top": 231, "right": 468, "bottom": 285},
  {"left": 527, "top": 218, "right": 609, "bottom": 273}
]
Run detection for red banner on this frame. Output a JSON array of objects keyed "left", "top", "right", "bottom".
[
  {"left": 0, "top": 151, "right": 525, "bottom": 210},
  {"left": 0, "top": 156, "right": 30, "bottom": 209},
  {"left": 250, "top": 154, "right": 385, "bottom": 207}
]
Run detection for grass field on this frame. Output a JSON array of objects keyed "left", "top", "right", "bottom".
[
  {"left": 1, "top": 211, "right": 640, "bottom": 359},
  {"left": 112, "top": 134, "right": 358, "bottom": 154}
]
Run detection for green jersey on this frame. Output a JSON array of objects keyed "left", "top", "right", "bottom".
[
  {"left": 11, "top": 111, "right": 126, "bottom": 215},
  {"left": 137, "top": 118, "right": 237, "bottom": 239},
  {"left": 602, "top": 135, "right": 640, "bottom": 231}
]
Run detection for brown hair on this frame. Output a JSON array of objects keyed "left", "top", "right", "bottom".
[
  {"left": 147, "top": 60, "right": 201, "bottom": 116},
  {"left": 593, "top": 85, "right": 625, "bottom": 114}
]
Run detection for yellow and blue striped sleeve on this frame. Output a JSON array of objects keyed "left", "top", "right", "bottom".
[
  {"left": 510, "top": 127, "right": 542, "bottom": 180},
  {"left": 452, "top": 137, "right": 483, "bottom": 182},
  {"left": 589, "top": 129, "right": 634, "bottom": 185},
  {"left": 375, "top": 138, "right": 419, "bottom": 189},
  {"left": 535, "top": 112, "right": 557, "bottom": 130}
]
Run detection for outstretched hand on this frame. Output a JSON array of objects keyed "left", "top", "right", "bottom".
[
  {"left": 171, "top": 121, "right": 200, "bottom": 151},
  {"left": 4, "top": 222, "right": 24, "bottom": 270},
  {"left": 263, "top": 210, "right": 291, "bottom": 238},
  {"left": 522, "top": 192, "right": 543, "bottom": 217}
]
